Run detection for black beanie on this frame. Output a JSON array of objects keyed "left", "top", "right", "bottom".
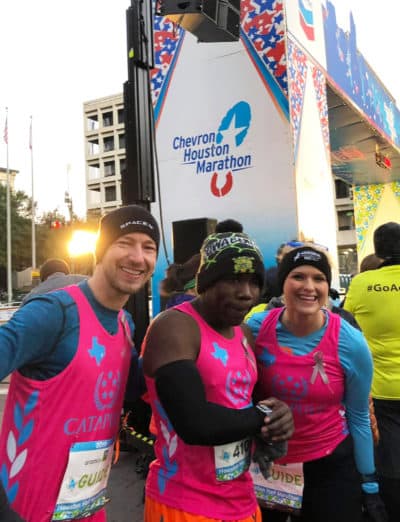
[
  {"left": 196, "top": 231, "right": 265, "bottom": 294},
  {"left": 374, "top": 222, "right": 400, "bottom": 260},
  {"left": 95, "top": 205, "right": 160, "bottom": 261},
  {"left": 278, "top": 246, "right": 331, "bottom": 293}
]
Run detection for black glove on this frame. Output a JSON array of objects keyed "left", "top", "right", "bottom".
[
  {"left": 252, "top": 436, "right": 287, "bottom": 480},
  {"left": 362, "top": 492, "right": 388, "bottom": 522}
]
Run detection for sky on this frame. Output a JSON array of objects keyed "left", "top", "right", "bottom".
[
  {"left": 0, "top": 0, "right": 399, "bottom": 219},
  {"left": 0, "top": 0, "right": 129, "bottom": 218}
]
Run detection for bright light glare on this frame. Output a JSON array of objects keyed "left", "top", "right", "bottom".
[{"left": 68, "top": 231, "right": 98, "bottom": 258}]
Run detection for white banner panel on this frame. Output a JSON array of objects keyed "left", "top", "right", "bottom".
[
  {"left": 285, "top": 0, "right": 327, "bottom": 69},
  {"left": 151, "top": 32, "right": 297, "bottom": 313}
]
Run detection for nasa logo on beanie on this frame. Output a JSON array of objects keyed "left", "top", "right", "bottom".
[
  {"left": 196, "top": 231, "right": 265, "bottom": 294},
  {"left": 95, "top": 205, "right": 160, "bottom": 261},
  {"left": 374, "top": 222, "right": 400, "bottom": 260}
]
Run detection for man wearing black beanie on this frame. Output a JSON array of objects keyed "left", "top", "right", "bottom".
[
  {"left": 142, "top": 226, "right": 293, "bottom": 521},
  {"left": 0, "top": 204, "right": 159, "bottom": 521},
  {"left": 345, "top": 221, "right": 400, "bottom": 522}
]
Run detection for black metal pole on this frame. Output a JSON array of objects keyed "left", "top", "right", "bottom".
[{"left": 121, "top": 0, "right": 156, "bottom": 354}]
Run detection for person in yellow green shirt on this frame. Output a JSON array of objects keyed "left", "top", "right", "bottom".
[{"left": 344, "top": 222, "right": 400, "bottom": 522}]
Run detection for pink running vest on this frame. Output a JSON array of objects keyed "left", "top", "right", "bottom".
[
  {"left": 145, "top": 302, "right": 259, "bottom": 520},
  {"left": 255, "top": 307, "right": 348, "bottom": 463},
  {"left": 0, "top": 285, "right": 131, "bottom": 522}
]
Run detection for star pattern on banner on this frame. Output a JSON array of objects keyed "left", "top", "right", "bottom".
[
  {"left": 241, "top": 0, "right": 287, "bottom": 94},
  {"left": 150, "top": 14, "right": 184, "bottom": 109},
  {"left": 287, "top": 39, "right": 308, "bottom": 156},
  {"left": 312, "top": 65, "right": 330, "bottom": 160}
]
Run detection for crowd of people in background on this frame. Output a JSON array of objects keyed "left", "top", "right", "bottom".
[{"left": 0, "top": 205, "right": 398, "bottom": 522}]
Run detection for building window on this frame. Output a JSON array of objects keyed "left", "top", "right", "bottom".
[
  {"left": 118, "top": 108, "right": 124, "bottom": 124},
  {"left": 120, "top": 158, "right": 126, "bottom": 177},
  {"left": 104, "top": 160, "right": 115, "bottom": 177},
  {"left": 86, "top": 114, "right": 99, "bottom": 131},
  {"left": 337, "top": 210, "right": 355, "bottom": 231},
  {"left": 119, "top": 133, "right": 126, "bottom": 150},
  {"left": 88, "top": 186, "right": 101, "bottom": 205},
  {"left": 105, "top": 185, "right": 117, "bottom": 202},
  {"left": 338, "top": 247, "right": 358, "bottom": 283},
  {"left": 88, "top": 163, "right": 100, "bottom": 180},
  {"left": 102, "top": 111, "right": 113, "bottom": 127},
  {"left": 335, "top": 179, "right": 351, "bottom": 199},
  {"left": 88, "top": 138, "right": 99, "bottom": 156},
  {"left": 103, "top": 136, "right": 114, "bottom": 152}
]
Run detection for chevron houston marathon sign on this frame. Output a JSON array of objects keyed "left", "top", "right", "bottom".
[{"left": 171, "top": 100, "right": 254, "bottom": 197}]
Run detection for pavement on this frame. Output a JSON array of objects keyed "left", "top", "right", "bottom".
[
  {"left": 0, "top": 380, "right": 146, "bottom": 521},
  {"left": 106, "top": 450, "right": 145, "bottom": 521}
]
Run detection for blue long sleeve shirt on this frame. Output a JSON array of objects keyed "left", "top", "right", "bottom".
[
  {"left": 246, "top": 309, "right": 375, "bottom": 477},
  {"left": 0, "top": 281, "right": 144, "bottom": 399}
]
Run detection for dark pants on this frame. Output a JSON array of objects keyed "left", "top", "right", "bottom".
[
  {"left": 373, "top": 399, "right": 400, "bottom": 522},
  {"left": 261, "top": 437, "right": 362, "bottom": 522}
]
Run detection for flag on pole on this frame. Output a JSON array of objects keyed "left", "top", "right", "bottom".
[{"left": 3, "top": 114, "right": 8, "bottom": 144}]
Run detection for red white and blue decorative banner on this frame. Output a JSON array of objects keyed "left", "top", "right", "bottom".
[
  {"left": 151, "top": 15, "right": 185, "bottom": 122},
  {"left": 312, "top": 65, "right": 330, "bottom": 161},
  {"left": 298, "top": 0, "right": 315, "bottom": 40},
  {"left": 240, "top": 0, "right": 288, "bottom": 118},
  {"left": 287, "top": 39, "right": 307, "bottom": 159}
]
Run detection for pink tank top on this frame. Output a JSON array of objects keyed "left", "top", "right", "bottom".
[
  {"left": 145, "top": 301, "right": 258, "bottom": 519},
  {"left": 0, "top": 285, "right": 131, "bottom": 522},
  {"left": 255, "top": 307, "right": 348, "bottom": 463}
]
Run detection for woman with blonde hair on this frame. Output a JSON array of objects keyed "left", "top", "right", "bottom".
[{"left": 247, "top": 246, "right": 386, "bottom": 522}]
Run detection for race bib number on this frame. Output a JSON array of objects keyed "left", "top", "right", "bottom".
[
  {"left": 52, "top": 439, "right": 114, "bottom": 520},
  {"left": 214, "top": 438, "right": 251, "bottom": 481},
  {"left": 250, "top": 461, "right": 303, "bottom": 513}
]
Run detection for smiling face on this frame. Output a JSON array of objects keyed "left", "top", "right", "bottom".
[
  {"left": 99, "top": 232, "right": 157, "bottom": 298},
  {"left": 283, "top": 265, "right": 329, "bottom": 317}
]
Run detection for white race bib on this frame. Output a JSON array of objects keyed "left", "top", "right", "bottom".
[
  {"left": 214, "top": 438, "right": 251, "bottom": 481},
  {"left": 52, "top": 439, "right": 114, "bottom": 520},
  {"left": 250, "top": 461, "right": 304, "bottom": 513}
]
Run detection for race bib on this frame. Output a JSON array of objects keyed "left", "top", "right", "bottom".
[
  {"left": 52, "top": 439, "right": 114, "bottom": 520},
  {"left": 214, "top": 438, "right": 251, "bottom": 481},
  {"left": 250, "top": 461, "right": 304, "bottom": 513}
]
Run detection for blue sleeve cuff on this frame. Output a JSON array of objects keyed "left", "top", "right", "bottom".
[{"left": 361, "top": 482, "right": 379, "bottom": 494}]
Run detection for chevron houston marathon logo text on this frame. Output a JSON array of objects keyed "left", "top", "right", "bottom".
[{"left": 172, "top": 101, "right": 253, "bottom": 197}]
